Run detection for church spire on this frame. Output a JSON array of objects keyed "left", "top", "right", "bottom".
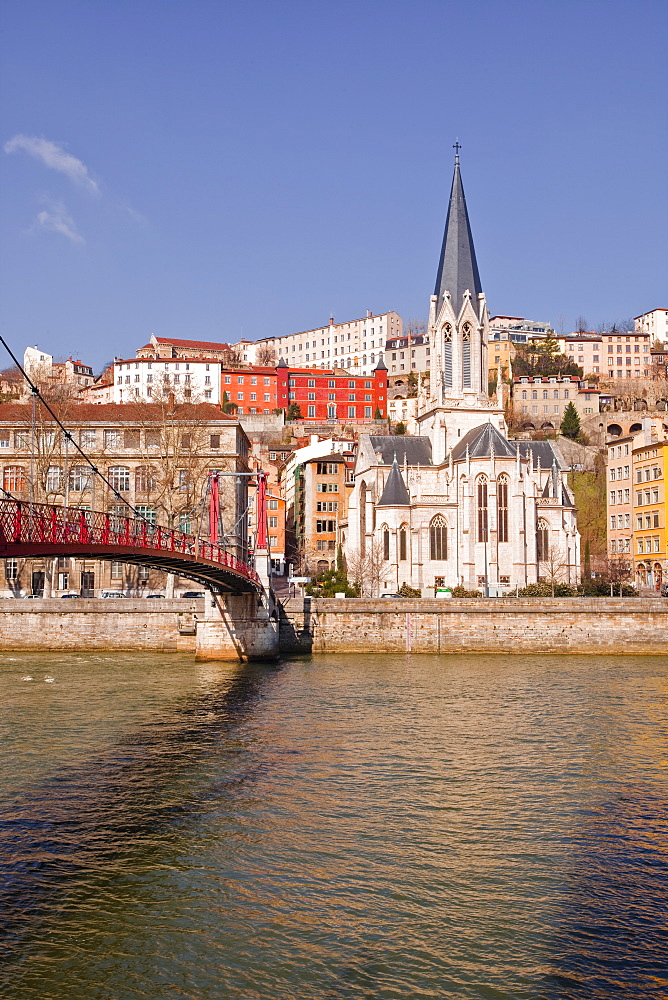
[{"left": 433, "top": 146, "right": 483, "bottom": 317}]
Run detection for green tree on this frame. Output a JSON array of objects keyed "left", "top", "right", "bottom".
[
  {"left": 221, "top": 391, "right": 237, "bottom": 414},
  {"left": 374, "top": 406, "right": 382, "bottom": 420},
  {"left": 287, "top": 402, "right": 303, "bottom": 421},
  {"left": 513, "top": 335, "right": 582, "bottom": 378},
  {"left": 406, "top": 371, "right": 418, "bottom": 398},
  {"left": 560, "top": 401, "right": 581, "bottom": 439},
  {"left": 305, "top": 546, "right": 359, "bottom": 597},
  {"left": 394, "top": 421, "right": 406, "bottom": 435}
]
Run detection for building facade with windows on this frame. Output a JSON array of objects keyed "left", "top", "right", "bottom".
[
  {"left": 557, "top": 331, "right": 651, "bottom": 380},
  {"left": 512, "top": 375, "right": 600, "bottom": 430},
  {"left": 113, "top": 357, "right": 222, "bottom": 404},
  {"left": 343, "top": 154, "right": 579, "bottom": 594},
  {"left": 257, "top": 311, "right": 402, "bottom": 377},
  {"left": 384, "top": 332, "right": 431, "bottom": 374},
  {"left": 635, "top": 308, "right": 668, "bottom": 342},
  {"left": 0, "top": 403, "right": 250, "bottom": 596},
  {"left": 630, "top": 427, "right": 668, "bottom": 591},
  {"left": 277, "top": 361, "right": 387, "bottom": 421}
]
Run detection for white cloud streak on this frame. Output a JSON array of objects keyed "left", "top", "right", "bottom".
[
  {"left": 4, "top": 134, "right": 99, "bottom": 194},
  {"left": 33, "top": 201, "right": 85, "bottom": 244}
]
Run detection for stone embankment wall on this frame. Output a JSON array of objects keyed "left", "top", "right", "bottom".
[
  {"left": 0, "top": 598, "right": 203, "bottom": 652},
  {"left": 2, "top": 596, "right": 668, "bottom": 657},
  {"left": 279, "top": 597, "right": 668, "bottom": 655}
]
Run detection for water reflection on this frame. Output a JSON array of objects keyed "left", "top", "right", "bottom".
[
  {"left": 0, "top": 652, "right": 666, "bottom": 1000},
  {"left": 0, "top": 657, "right": 278, "bottom": 967}
]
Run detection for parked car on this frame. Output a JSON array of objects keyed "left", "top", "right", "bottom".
[
  {"left": 99, "top": 591, "right": 127, "bottom": 599},
  {"left": 60, "top": 592, "right": 81, "bottom": 598},
  {"left": 180, "top": 591, "right": 206, "bottom": 599},
  {"left": 380, "top": 593, "right": 403, "bottom": 599},
  {"left": 145, "top": 593, "right": 165, "bottom": 599}
]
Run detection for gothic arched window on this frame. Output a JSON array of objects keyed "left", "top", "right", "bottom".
[
  {"left": 399, "top": 524, "right": 408, "bottom": 561},
  {"left": 497, "top": 474, "right": 509, "bottom": 543},
  {"left": 359, "top": 481, "right": 367, "bottom": 557},
  {"left": 477, "top": 476, "right": 488, "bottom": 543},
  {"left": 382, "top": 524, "right": 390, "bottom": 561},
  {"left": 442, "top": 324, "right": 453, "bottom": 388},
  {"left": 536, "top": 518, "right": 549, "bottom": 562},
  {"left": 462, "top": 324, "right": 471, "bottom": 388},
  {"left": 430, "top": 515, "right": 447, "bottom": 561}
]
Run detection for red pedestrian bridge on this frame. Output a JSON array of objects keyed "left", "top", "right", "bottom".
[{"left": 0, "top": 499, "right": 261, "bottom": 594}]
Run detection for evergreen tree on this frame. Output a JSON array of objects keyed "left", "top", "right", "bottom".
[
  {"left": 287, "top": 402, "right": 303, "bottom": 421},
  {"left": 560, "top": 401, "right": 580, "bottom": 439}
]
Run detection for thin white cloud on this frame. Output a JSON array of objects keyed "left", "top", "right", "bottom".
[
  {"left": 4, "top": 134, "right": 99, "bottom": 194},
  {"left": 33, "top": 201, "right": 84, "bottom": 244}
]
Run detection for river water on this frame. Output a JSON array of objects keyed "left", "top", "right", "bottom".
[{"left": 0, "top": 651, "right": 666, "bottom": 999}]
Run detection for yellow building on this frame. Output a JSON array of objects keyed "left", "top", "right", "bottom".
[{"left": 632, "top": 431, "right": 668, "bottom": 591}]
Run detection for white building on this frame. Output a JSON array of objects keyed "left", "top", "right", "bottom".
[
  {"left": 343, "top": 153, "right": 580, "bottom": 595},
  {"left": 113, "top": 357, "right": 221, "bottom": 404},
  {"left": 635, "top": 308, "right": 668, "bottom": 343},
  {"left": 253, "top": 311, "right": 402, "bottom": 377}
]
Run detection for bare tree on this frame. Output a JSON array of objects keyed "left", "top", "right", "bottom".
[
  {"left": 404, "top": 318, "right": 428, "bottom": 336},
  {"left": 574, "top": 316, "right": 589, "bottom": 334},
  {"left": 347, "top": 539, "right": 384, "bottom": 597},
  {"left": 606, "top": 554, "right": 633, "bottom": 596},
  {"left": 256, "top": 346, "right": 277, "bottom": 366},
  {"left": 221, "top": 346, "right": 244, "bottom": 368},
  {"left": 539, "top": 542, "right": 570, "bottom": 596}
]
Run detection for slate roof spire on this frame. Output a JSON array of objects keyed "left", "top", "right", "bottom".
[
  {"left": 378, "top": 458, "right": 410, "bottom": 506},
  {"left": 434, "top": 148, "right": 483, "bottom": 317}
]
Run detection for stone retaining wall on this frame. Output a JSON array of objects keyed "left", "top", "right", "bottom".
[
  {"left": 3, "top": 597, "right": 667, "bottom": 657},
  {"left": 279, "top": 597, "right": 668, "bottom": 655},
  {"left": 0, "top": 598, "right": 202, "bottom": 652}
]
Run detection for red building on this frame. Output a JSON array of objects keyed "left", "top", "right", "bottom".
[
  {"left": 277, "top": 358, "right": 387, "bottom": 421},
  {"left": 220, "top": 366, "right": 279, "bottom": 414}
]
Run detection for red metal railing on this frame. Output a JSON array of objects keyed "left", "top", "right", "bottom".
[{"left": 0, "top": 499, "right": 260, "bottom": 585}]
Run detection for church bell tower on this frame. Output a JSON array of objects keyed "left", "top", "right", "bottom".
[{"left": 428, "top": 145, "right": 490, "bottom": 404}]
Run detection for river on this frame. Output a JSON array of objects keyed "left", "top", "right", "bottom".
[{"left": 0, "top": 651, "right": 666, "bottom": 999}]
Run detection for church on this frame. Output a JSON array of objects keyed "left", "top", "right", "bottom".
[{"left": 343, "top": 152, "right": 580, "bottom": 595}]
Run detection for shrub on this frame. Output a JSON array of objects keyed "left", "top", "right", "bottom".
[
  {"left": 450, "top": 585, "right": 482, "bottom": 598},
  {"left": 517, "top": 582, "right": 576, "bottom": 597},
  {"left": 398, "top": 583, "right": 421, "bottom": 597}
]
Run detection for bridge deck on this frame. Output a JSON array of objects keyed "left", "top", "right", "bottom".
[{"left": 0, "top": 499, "right": 261, "bottom": 593}]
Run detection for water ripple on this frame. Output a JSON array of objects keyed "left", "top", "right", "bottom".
[{"left": 0, "top": 652, "right": 666, "bottom": 999}]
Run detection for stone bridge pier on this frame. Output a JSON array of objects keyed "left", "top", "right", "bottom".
[{"left": 195, "top": 548, "right": 279, "bottom": 661}]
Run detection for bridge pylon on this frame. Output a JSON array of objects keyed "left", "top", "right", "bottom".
[{"left": 195, "top": 547, "right": 279, "bottom": 661}]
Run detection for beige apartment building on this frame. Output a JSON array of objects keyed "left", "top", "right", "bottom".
[
  {"left": 255, "top": 311, "right": 402, "bottom": 377},
  {"left": 0, "top": 402, "right": 250, "bottom": 597},
  {"left": 513, "top": 376, "right": 599, "bottom": 430},
  {"left": 558, "top": 331, "right": 651, "bottom": 379}
]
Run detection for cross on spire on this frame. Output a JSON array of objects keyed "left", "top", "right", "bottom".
[{"left": 453, "top": 140, "right": 461, "bottom": 163}]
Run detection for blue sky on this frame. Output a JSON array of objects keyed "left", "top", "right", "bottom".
[{"left": 1, "top": 0, "right": 666, "bottom": 373}]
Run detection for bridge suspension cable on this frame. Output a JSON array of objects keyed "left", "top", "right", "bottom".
[{"left": 1, "top": 336, "right": 169, "bottom": 527}]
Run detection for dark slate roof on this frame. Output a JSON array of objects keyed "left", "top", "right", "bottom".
[
  {"left": 378, "top": 460, "right": 410, "bottom": 506},
  {"left": 374, "top": 355, "right": 388, "bottom": 371},
  {"left": 515, "top": 441, "right": 565, "bottom": 470},
  {"left": 434, "top": 157, "right": 483, "bottom": 316},
  {"left": 542, "top": 477, "right": 575, "bottom": 508},
  {"left": 450, "top": 423, "right": 517, "bottom": 461},
  {"left": 369, "top": 435, "right": 432, "bottom": 466}
]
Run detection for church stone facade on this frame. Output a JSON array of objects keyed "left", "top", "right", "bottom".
[{"left": 344, "top": 154, "right": 580, "bottom": 594}]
